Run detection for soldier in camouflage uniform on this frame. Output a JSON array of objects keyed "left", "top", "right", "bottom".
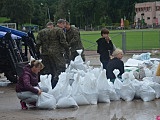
[
  {"left": 65, "top": 21, "right": 85, "bottom": 62},
  {"left": 57, "top": 19, "right": 70, "bottom": 63},
  {"left": 57, "top": 19, "right": 66, "bottom": 32},
  {"left": 48, "top": 26, "right": 69, "bottom": 88},
  {"left": 36, "top": 22, "right": 54, "bottom": 75}
]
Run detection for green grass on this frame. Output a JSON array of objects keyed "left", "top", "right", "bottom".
[
  {"left": 80, "top": 29, "right": 160, "bottom": 51},
  {"left": 0, "top": 17, "right": 10, "bottom": 23},
  {"left": 34, "top": 29, "right": 160, "bottom": 51}
]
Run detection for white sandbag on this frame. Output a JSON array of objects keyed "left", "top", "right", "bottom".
[
  {"left": 119, "top": 83, "right": 135, "bottom": 101},
  {"left": 72, "top": 73, "right": 89, "bottom": 105},
  {"left": 73, "top": 95, "right": 89, "bottom": 105},
  {"left": 98, "top": 90, "right": 110, "bottom": 103},
  {"left": 149, "top": 82, "right": 160, "bottom": 98},
  {"left": 97, "top": 70, "right": 110, "bottom": 103},
  {"left": 36, "top": 92, "right": 56, "bottom": 109},
  {"left": 81, "top": 73, "right": 98, "bottom": 105},
  {"left": 115, "top": 77, "right": 135, "bottom": 101},
  {"left": 70, "top": 60, "right": 87, "bottom": 72},
  {"left": 114, "top": 78, "right": 123, "bottom": 99},
  {"left": 142, "top": 77, "right": 154, "bottom": 82},
  {"left": 74, "top": 49, "right": 84, "bottom": 64},
  {"left": 132, "top": 53, "right": 151, "bottom": 61},
  {"left": 39, "top": 74, "right": 52, "bottom": 91},
  {"left": 139, "top": 85, "right": 156, "bottom": 102},
  {"left": 108, "top": 82, "right": 120, "bottom": 101},
  {"left": 114, "top": 78, "right": 123, "bottom": 89},
  {"left": 56, "top": 96, "right": 78, "bottom": 109},
  {"left": 131, "top": 79, "right": 143, "bottom": 98},
  {"left": 143, "top": 77, "right": 160, "bottom": 99},
  {"left": 150, "top": 61, "right": 159, "bottom": 76},
  {"left": 125, "top": 58, "right": 145, "bottom": 67},
  {"left": 113, "top": 69, "right": 120, "bottom": 78},
  {"left": 144, "top": 67, "right": 153, "bottom": 77},
  {"left": 48, "top": 72, "right": 72, "bottom": 101},
  {"left": 153, "top": 76, "right": 160, "bottom": 84},
  {"left": 90, "top": 67, "right": 102, "bottom": 79},
  {"left": 69, "top": 49, "right": 88, "bottom": 72},
  {"left": 122, "top": 71, "right": 135, "bottom": 81},
  {"left": 84, "top": 93, "right": 98, "bottom": 105}
]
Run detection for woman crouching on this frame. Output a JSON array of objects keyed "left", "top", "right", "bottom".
[{"left": 16, "top": 60, "right": 48, "bottom": 110}]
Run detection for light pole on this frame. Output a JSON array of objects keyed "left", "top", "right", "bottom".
[
  {"left": 68, "top": 10, "right": 70, "bottom": 23},
  {"left": 47, "top": 7, "right": 50, "bottom": 21},
  {"left": 41, "top": 2, "right": 50, "bottom": 21}
]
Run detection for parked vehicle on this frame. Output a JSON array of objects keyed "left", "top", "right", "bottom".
[{"left": 0, "top": 26, "right": 38, "bottom": 83}]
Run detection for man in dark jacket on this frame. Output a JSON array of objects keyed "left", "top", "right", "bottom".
[{"left": 96, "top": 28, "right": 114, "bottom": 70}]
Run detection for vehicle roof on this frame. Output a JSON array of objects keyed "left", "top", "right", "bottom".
[{"left": 0, "top": 26, "right": 27, "bottom": 39}]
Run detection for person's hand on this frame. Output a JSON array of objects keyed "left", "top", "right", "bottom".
[
  {"left": 38, "top": 89, "right": 42, "bottom": 95},
  {"left": 105, "top": 35, "right": 111, "bottom": 41}
]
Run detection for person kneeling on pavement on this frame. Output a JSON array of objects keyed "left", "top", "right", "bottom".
[
  {"left": 106, "top": 48, "right": 124, "bottom": 83},
  {"left": 16, "top": 60, "right": 48, "bottom": 110}
]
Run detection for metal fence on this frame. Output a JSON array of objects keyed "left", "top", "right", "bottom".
[{"left": 81, "top": 30, "right": 160, "bottom": 54}]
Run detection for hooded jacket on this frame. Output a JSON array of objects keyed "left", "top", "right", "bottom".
[
  {"left": 96, "top": 38, "right": 114, "bottom": 60},
  {"left": 16, "top": 64, "right": 39, "bottom": 94}
]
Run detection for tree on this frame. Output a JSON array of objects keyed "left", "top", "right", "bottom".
[{"left": 3, "top": 0, "right": 34, "bottom": 28}]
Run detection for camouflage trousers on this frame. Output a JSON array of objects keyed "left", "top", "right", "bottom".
[{"left": 40, "top": 54, "right": 66, "bottom": 80}]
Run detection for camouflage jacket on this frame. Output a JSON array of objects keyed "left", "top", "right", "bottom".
[
  {"left": 48, "top": 27, "right": 69, "bottom": 54},
  {"left": 66, "top": 26, "right": 84, "bottom": 52},
  {"left": 36, "top": 28, "right": 51, "bottom": 55}
]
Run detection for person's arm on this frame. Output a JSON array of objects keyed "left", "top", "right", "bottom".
[
  {"left": 35, "top": 32, "right": 42, "bottom": 51},
  {"left": 23, "top": 74, "right": 39, "bottom": 94},
  {"left": 35, "top": 32, "right": 43, "bottom": 58},
  {"left": 108, "top": 40, "right": 114, "bottom": 50},
  {"left": 117, "top": 60, "right": 125, "bottom": 78},
  {"left": 96, "top": 40, "right": 100, "bottom": 53},
  {"left": 68, "top": 29, "right": 80, "bottom": 46},
  {"left": 58, "top": 29, "right": 69, "bottom": 49}
]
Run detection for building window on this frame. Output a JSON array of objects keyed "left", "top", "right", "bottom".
[
  {"left": 147, "top": 17, "right": 150, "bottom": 20},
  {"left": 141, "top": 8, "right": 143, "bottom": 12},
  {"left": 149, "top": 7, "right": 151, "bottom": 11},
  {"left": 156, "top": 6, "right": 160, "bottom": 11},
  {"left": 139, "top": 8, "right": 141, "bottom": 12}
]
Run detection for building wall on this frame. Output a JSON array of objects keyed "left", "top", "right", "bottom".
[{"left": 135, "top": 1, "right": 160, "bottom": 26}]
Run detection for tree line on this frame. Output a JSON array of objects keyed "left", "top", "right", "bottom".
[{"left": 0, "top": 0, "right": 159, "bottom": 29}]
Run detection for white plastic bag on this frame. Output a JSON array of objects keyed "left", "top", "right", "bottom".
[
  {"left": 56, "top": 96, "right": 78, "bottom": 109},
  {"left": 97, "top": 70, "right": 110, "bottom": 103},
  {"left": 39, "top": 74, "right": 52, "bottom": 91},
  {"left": 81, "top": 72, "right": 98, "bottom": 105},
  {"left": 49, "top": 72, "right": 72, "bottom": 101},
  {"left": 119, "top": 83, "right": 135, "bottom": 101},
  {"left": 72, "top": 73, "right": 89, "bottom": 105},
  {"left": 36, "top": 92, "right": 56, "bottom": 109},
  {"left": 139, "top": 85, "right": 156, "bottom": 102}
]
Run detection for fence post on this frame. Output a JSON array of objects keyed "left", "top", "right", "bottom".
[
  {"left": 159, "top": 31, "right": 160, "bottom": 48},
  {"left": 142, "top": 31, "right": 143, "bottom": 52},
  {"left": 122, "top": 31, "right": 126, "bottom": 54}
]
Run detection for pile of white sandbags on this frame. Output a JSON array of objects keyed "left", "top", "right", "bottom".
[{"left": 37, "top": 51, "right": 160, "bottom": 109}]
